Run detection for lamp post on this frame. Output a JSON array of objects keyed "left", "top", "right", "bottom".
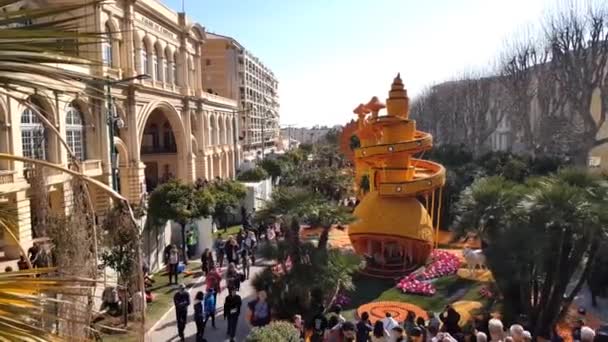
[{"left": 105, "top": 74, "right": 150, "bottom": 191}]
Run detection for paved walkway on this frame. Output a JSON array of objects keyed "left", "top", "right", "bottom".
[{"left": 147, "top": 263, "right": 266, "bottom": 342}]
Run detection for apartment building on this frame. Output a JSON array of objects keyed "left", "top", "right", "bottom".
[
  {"left": 0, "top": 0, "right": 239, "bottom": 261},
  {"left": 202, "top": 33, "right": 280, "bottom": 159}
]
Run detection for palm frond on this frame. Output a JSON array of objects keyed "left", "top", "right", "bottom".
[
  {"left": 0, "top": 0, "right": 106, "bottom": 97},
  {"left": 0, "top": 268, "right": 95, "bottom": 341}
]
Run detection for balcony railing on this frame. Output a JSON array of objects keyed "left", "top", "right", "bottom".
[
  {"left": 0, "top": 170, "right": 15, "bottom": 184},
  {"left": 141, "top": 145, "right": 177, "bottom": 154}
]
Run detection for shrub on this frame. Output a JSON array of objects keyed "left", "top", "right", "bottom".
[
  {"left": 237, "top": 167, "right": 269, "bottom": 182},
  {"left": 259, "top": 158, "right": 284, "bottom": 183},
  {"left": 246, "top": 321, "right": 300, "bottom": 342}
]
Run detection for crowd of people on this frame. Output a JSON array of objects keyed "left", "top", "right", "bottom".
[
  {"left": 292, "top": 304, "right": 607, "bottom": 342},
  {"left": 171, "top": 219, "right": 280, "bottom": 342}
]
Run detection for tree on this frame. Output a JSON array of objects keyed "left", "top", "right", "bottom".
[
  {"left": 101, "top": 202, "right": 139, "bottom": 326},
  {"left": 588, "top": 241, "right": 608, "bottom": 307},
  {"left": 208, "top": 180, "right": 246, "bottom": 230},
  {"left": 237, "top": 166, "right": 269, "bottom": 182},
  {"left": 258, "top": 158, "right": 284, "bottom": 184},
  {"left": 544, "top": 3, "right": 608, "bottom": 164},
  {"left": 0, "top": 1, "right": 146, "bottom": 339},
  {"left": 452, "top": 170, "right": 608, "bottom": 337},
  {"left": 148, "top": 179, "right": 215, "bottom": 264}
]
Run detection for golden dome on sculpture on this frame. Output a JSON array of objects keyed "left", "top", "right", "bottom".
[{"left": 350, "top": 191, "right": 434, "bottom": 243}]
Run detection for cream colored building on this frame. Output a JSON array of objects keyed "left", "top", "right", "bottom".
[
  {"left": 202, "top": 33, "right": 280, "bottom": 159},
  {"left": 0, "top": 0, "right": 239, "bottom": 259}
]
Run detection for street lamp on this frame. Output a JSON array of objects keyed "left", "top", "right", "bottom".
[{"left": 105, "top": 74, "right": 150, "bottom": 191}]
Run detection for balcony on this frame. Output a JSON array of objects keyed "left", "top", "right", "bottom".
[
  {"left": 141, "top": 145, "right": 177, "bottom": 154},
  {"left": 0, "top": 170, "right": 15, "bottom": 185}
]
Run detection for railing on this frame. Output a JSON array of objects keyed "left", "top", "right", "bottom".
[
  {"left": 0, "top": 170, "right": 15, "bottom": 184},
  {"left": 141, "top": 145, "right": 177, "bottom": 154},
  {"left": 201, "top": 92, "right": 237, "bottom": 107}
]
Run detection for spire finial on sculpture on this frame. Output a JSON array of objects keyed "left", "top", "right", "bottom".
[{"left": 386, "top": 72, "right": 409, "bottom": 119}]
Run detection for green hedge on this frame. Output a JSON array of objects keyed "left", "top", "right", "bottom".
[
  {"left": 246, "top": 321, "right": 300, "bottom": 342},
  {"left": 237, "top": 167, "right": 269, "bottom": 182}
]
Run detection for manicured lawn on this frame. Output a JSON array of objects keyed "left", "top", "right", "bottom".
[
  {"left": 100, "top": 261, "right": 203, "bottom": 341},
  {"left": 213, "top": 224, "right": 242, "bottom": 239},
  {"left": 342, "top": 274, "right": 490, "bottom": 321}
]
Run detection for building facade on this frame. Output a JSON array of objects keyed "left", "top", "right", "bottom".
[
  {"left": 0, "top": 0, "right": 239, "bottom": 259},
  {"left": 202, "top": 33, "right": 280, "bottom": 160}
]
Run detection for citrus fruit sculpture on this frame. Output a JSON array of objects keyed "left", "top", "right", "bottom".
[{"left": 348, "top": 74, "right": 446, "bottom": 278}]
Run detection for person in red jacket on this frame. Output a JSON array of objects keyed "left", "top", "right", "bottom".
[{"left": 205, "top": 266, "right": 221, "bottom": 301}]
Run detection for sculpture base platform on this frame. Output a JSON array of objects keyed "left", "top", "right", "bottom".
[{"left": 359, "top": 262, "right": 420, "bottom": 280}]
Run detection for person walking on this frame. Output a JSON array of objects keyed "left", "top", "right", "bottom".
[
  {"left": 194, "top": 291, "right": 205, "bottom": 342},
  {"left": 247, "top": 290, "right": 271, "bottom": 328},
  {"left": 205, "top": 266, "right": 221, "bottom": 301},
  {"left": 382, "top": 312, "right": 399, "bottom": 332},
  {"left": 214, "top": 234, "right": 226, "bottom": 268},
  {"left": 186, "top": 229, "right": 197, "bottom": 260},
  {"left": 173, "top": 284, "right": 190, "bottom": 342},
  {"left": 224, "top": 286, "right": 242, "bottom": 342},
  {"left": 310, "top": 305, "right": 328, "bottom": 342},
  {"left": 168, "top": 245, "right": 180, "bottom": 285},
  {"left": 243, "top": 230, "right": 257, "bottom": 265},
  {"left": 240, "top": 248, "right": 251, "bottom": 280},
  {"left": 225, "top": 236, "right": 239, "bottom": 265},
  {"left": 371, "top": 320, "right": 390, "bottom": 342},
  {"left": 440, "top": 305, "right": 462, "bottom": 335},
  {"left": 404, "top": 311, "right": 417, "bottom": 337},
  {"left": 200, "top": 248, "right": 214, "bottom": 275},
  {"left": 203, "top": 288, "right": 217, "bottom": 329},
  {"left": 226, "top": 262, "right": 240, "bottom": 291},
  {"left": 356, "top": 311, "right": 373, "bottom": 342}
]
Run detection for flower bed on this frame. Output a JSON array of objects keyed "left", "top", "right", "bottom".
[
  {"left": 357, "top": 301, "right": 428, "bottom": 324},
  {"left": 396, "top": 250, "right": 460, "bottom": 295},
  {"left": 479, "top": 286, "right": 493, "bottom": 299}
]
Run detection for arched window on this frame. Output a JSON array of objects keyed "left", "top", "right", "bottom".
[
  {"left": 153, "top": 53, "right": 159, "bottom": 80},
  {"left": 21, "top": 103, "right": 47, "bottom": 160},
  {"left": 164, "top": 51, "right": 170, "bottom": 84},
  {"left": 173, "top": 52, "right": 179, "bottom": 85},
  {"left": 103, "top": 22, "right": 113, "bottom": 66},
  {"left": 141, "top": 41, "right": 149, "bottom": 75},
  {"left": 65, "top": 103, "right": 86, "bottom": 160}
]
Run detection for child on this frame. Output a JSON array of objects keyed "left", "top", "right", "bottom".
[{"left": 203, "top": 288, "right": 216, "bottom": 329}]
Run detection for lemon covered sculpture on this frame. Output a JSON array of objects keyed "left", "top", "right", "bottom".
[{"left": 348, "top": 74, "right": 446, "bottom": 278}]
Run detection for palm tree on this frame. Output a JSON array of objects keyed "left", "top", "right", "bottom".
[
  {"left": 452, "top": 169, "right": 608, "bottom": 337},
  {"left": 0, "top": 1, "right": 142, "bottom": 341}
]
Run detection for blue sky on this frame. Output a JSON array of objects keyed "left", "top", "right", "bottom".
[{"left": 164, "top": 0, "right": 552, "bottom": 127}]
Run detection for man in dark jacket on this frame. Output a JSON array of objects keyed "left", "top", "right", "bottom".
[
  {"left": 173, "top": 284, "right": 190, "bottom": 341},
  {"left": 224, "top": 286, "right": 242, "bottom": 342}
]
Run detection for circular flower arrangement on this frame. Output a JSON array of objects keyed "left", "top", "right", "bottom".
[
  {"left": 357, "top": 301, "right": 428, "bottom": 324},
  {"left": 396, "top": 250, "right": 460, "bottom": 295}
]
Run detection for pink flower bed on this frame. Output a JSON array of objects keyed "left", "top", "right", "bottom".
[
  {"left": 396, "top": 250, "right": 460, "bottom": 296},
  {"left": 479, "top": 286, "right": 493, "bottom": 299}
]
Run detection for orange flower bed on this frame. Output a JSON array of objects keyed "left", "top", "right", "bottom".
[{"left": 357, "top": 301, "right": 428, "bottom": 324}]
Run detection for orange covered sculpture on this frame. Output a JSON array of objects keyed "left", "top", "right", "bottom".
[{"left": 348, "top": 74, "right": 446, "bottom": 278}]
